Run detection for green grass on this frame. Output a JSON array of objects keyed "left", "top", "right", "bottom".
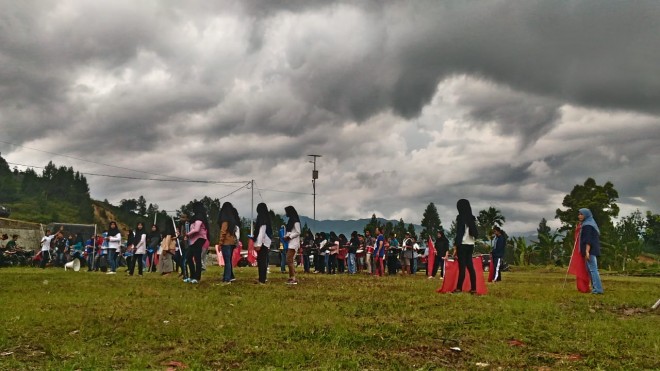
[{"left": 1, "top": 267, "right": 658, "bottom": 370}]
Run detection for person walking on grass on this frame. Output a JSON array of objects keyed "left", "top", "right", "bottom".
[
  {"left": 105, "top": 221, "right": 121, "bottom": 275},
  {"left": 578, "top": 208, "right": 604, "bottom": 294},
  {"left": 128, "top": 222, "right": 147, "bottom": 276},
  {"left": 453, "top": 199, "right": 479, "bottom": 294},
  {"left": 218, "top": 202, "right": 239, "bottom": 284},
  {"left": 283, "top": 206, "right": 301, "bottom": 285},
  {"left": 253, "top": 202, "right": 272, "bottom": 284},
  {"left": 185, "top": 202, "right": 209, "bottom": 284}
]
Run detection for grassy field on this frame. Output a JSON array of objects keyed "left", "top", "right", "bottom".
[{"left": 1, "top": 265, "right": 658, "bottom": 370}]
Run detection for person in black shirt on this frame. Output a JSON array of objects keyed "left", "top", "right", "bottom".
[{"left": 432, "top": 229, "right": 450, "bottom": 278}]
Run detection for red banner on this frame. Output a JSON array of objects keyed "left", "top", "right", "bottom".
[{"left": 437, "top": 257, "right": 488, "bottom": 295}]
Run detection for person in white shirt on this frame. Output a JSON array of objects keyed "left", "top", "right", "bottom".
[
  {"left": 105, "top": 221, "right": 121, "bottom": 274},
  {"left": 253, "top": 203, "right": 272, "bottom": 284},
  {"left": 128, "top": 222, "right": 147, "bottom": 276},
  {"left": 40, "top": 228, "right": 62, "bottom": 269},
  {"left": 283, "top": 206, "right": 301, "bottom": 285}
]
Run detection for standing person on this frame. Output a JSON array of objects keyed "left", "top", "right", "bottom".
[
  {"left": 146, "top": 225, "right": 160, "bottom": 273},
  {"left": 185, "top": 202, "right": 209, "bottom": 284},
  {"left": 158, "top": 218, "right": 177, "bottom": 276},
  {"left": 283, "top": 206, "right": 301, "bottom": 285},
  {"left": 124, "top": 229, "right": 135, "bottom": 272},
  {"left": 129, "top": 222, "right": 147, "bottom": 276},
  {"left": 314, "top": 232, "right": 328, "bottom": 274},
  {"left": 253, "top": 203, "right": 272, "bottom": 284},
  {"left": 105, "top": 221, "right": 122, "bottom": 275},
  {"left": 491, "top": 226, "right": 506, "bottom": 282},
  {"left": 579, "top": 208, "right": 604, "bottom": 294},
  {"left": 302, "top": 231, "right": 314, "bottom": 273},
  {"left": 373, "top": 227, "right": 385, "bottom": 277},
  {"left": 85, "top": 235, "right": 95, "bottom": 271},
  {"left": 364, "top": 229, "right": 374, "bottom": 275},
  {"left": 218, "top": 202, "right": 238, "bottom": 284},
  {"left": 39, "top": 228, "right": 61, "bottom": 269},
  {"left": 278, "top": 225, "right": 288, "bottom": 273},
  {"left": 402, "top": 233, "right": 413, "bottom": 274},
  {"left": 178, "top": 213, "right": 190, "bottom": 280},
  {"left": 432, "top": 229, "right": 449, "bottom": 278},
  {"left": 347, "top": 231, "right": 359, "bottom": 274},
  {"left": 453, "top": 199, "right": 479, "bottom": 294}
]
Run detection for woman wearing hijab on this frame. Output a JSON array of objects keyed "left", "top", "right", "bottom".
[
  {"left": 158, "top": 218, "right": 177, "bottom": 275},
  {"left": 105, "top": 221, "right": 122, "bottom": 274},
  {"left": 129, "top": 222, "right": 147, "bottom": 276},
  {"left": 453, "top": 199, "right": 479, "bottom": 293},
  {"left": 578, "top": 208, "right": 604, "bottom": 294},
  {"left": 284, "top": 206, "right": 301, "bottom": 285},
  {"left": 218, "top": 202, "right": 239, "bottom": 284},
  {"left": 186, "top": 202, "right": 209, "bottom": 284},
  {"left": 314, "top": 232, "right": 328, "bottom": 274},
  {"left": 253, "top": 203, "right": 272, "bottom": 284}
]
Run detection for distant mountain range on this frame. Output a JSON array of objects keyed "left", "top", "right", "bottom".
[{"left": 298, "top": 216, "right": 422, "bottom": 236}]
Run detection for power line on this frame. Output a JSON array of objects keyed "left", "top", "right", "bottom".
[
  {"left": 6, "top": 161, "right": 248, "bottom": 186},
  {"left": 0, "top": 139, "right": 223, "bottom": 183}
]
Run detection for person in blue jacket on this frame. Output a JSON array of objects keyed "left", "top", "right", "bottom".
[
  {"left": 278, "top": 225, "right": 288, "bottom": 273},
  {"left": 491, "top": 226, "right": 506, "bottom": 282},
  {"left": 578, "top": 208, "right": 604, "bottom": 294}
]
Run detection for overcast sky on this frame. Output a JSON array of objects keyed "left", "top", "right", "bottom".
[{"left": 2, "top": 0, "right": 659, "bottom": 234}]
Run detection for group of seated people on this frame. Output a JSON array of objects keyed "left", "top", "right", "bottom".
[{"left": 0, "top": 233, "right": 33, "bottom": 266}]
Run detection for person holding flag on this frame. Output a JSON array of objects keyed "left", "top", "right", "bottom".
[
  {"left": 431, "top": 229, "right": 449, "bottom": 279},
  {"left": 568, "top": 208, "right": 603, "bottom": 294}
]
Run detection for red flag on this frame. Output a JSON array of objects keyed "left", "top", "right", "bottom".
[
  {"left": 568, "top": 223, "right": 590, "bottom": 293},
  {"left": 427, "top": 237, "right": 436, "bottom": 277},
  {"left": 232, "top": 242, "right": 242, "bottom": 267},
  {"left": 247, "top": 239, "right": 257, "bottom": 266},
  {"left": 488, "top": 255, "right": 495, "bottom": 282},
  {"left": 437, "top": 257, "right": 488, "bottom": 295}
]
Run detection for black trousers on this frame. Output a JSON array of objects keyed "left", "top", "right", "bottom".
[
  {"left": 456, "top": 244, "right": 476, "bottom": 291},
  {"left": 128, "top": 254, "right": 144, "bottom": 275},
  {"left": 492, "top": 256, "right": 503, "bottom": 281},
  {"left": 257, "top": 244, "right": 269, "bottom": 283},
  {"left": 40, "top": 251, "right": 50, "bottom": 268},
  {"left": 432, "top": 256, "right": 445, "bottom": 277},
  {"left": 187, "top": 239, "right": 205, "bottom": 281}
]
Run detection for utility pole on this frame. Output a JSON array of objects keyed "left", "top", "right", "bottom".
[
  {"left": 250, "top": 179, "right": 254, "bottom": 236},
  {"left": 308, "top": 155, "right": 321, "bottom": 220}
]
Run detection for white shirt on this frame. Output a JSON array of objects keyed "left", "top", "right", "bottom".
[
  {"left": 255, "top": 225, "right": 272, "bottom": 248},
  {"left": 462, "top": 225, "right": 476, "bottom": 245},
  {"left": 285, "top": 222, "right": 301, "bottom": 251},
  {"left": 41, "top": 235, "right": 56, "bottom": 251},
  {"left": 134, "top": 234, "right": 147, "bottom": 255},
  {"left": 107, "top": 233, "right": 121, "bottom": 250}
]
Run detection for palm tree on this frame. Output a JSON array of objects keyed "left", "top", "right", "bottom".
[
  {"left": 532, "top": 232, "right": 562, "bottom": 265},
  {"left": 477, "top": 207, "right": 506, "bottom": 245}
]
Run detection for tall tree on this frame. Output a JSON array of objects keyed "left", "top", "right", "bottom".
[
  {"left": 137, "top": 195, "right": 147, "bottom": 216},
  {"left": 394, "top": 218, "right": 407, "bottom": 240},
  {"left": 612, "top": 210, "right": 645, "bottom": 271},
  {"left": 364, "top": 213, "right": 382, "bottom": 234},
  {"left": 555, "top": 178, "right": 620, "bottom": 267},
  {"left": 643, "top": 211, "right": 660, "bottom": 254},
  {"left": 420, "top": 202, "right": 442, "bottom": 241},
  {"left": 555, "top": 178, "right": 619, "bottom": 233}
]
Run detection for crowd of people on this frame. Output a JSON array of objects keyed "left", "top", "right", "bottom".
[{"left": 20, "top": 198, "right": 603, "bottom": 295}]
